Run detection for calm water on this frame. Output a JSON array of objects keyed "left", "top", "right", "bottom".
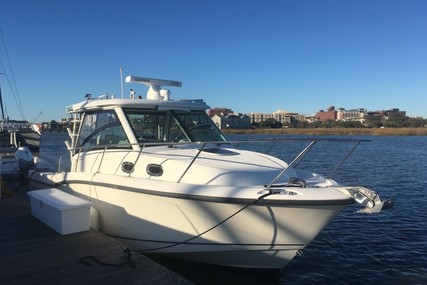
[{"left": 39, "top": 132, "right": 427, "bottom": 285}]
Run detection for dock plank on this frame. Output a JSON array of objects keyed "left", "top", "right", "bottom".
[{"left": 0, "top": 190, "right": 194, "bottom": 285}]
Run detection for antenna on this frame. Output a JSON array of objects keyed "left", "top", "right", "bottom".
[
  {"left": 120, "top": 67, "right": 124, "bottom": 98},
  {"left": 125, "top": 76, "right": 182, "bottom": 100}
]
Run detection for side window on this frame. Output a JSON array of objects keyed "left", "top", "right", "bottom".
[{"left": 77, "top": 110, "right": 128, "bottom": 150}]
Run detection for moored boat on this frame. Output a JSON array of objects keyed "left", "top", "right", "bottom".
[
  {"left": 29, "top": 75, "right": 392, "bottom": 268},
  {"left": 0, "top": 120, "right": 41, "bottom": 152},
  {"left": 0, "top": 145, "right": 33, "bottom": 180}
]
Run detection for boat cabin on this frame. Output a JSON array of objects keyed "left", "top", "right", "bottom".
[{"left": 66, "top": 76, "right": 227, "bottom": 153}]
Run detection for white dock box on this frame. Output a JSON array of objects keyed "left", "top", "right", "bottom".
[{"left": 28, "top": 188, "right": 92, "bottom": 235}]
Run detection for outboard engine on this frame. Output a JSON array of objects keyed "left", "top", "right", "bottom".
[{"left": 15, "top": 146, "right": 33, "bottom": 175}]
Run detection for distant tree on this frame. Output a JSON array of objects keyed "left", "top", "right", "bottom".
[
  {"left": 309, "top": 121, "right": 323, "bottom": 128},
  {"left": 402, "top": 117, "right": 426, "bottom": 128},
  {"left": 282, "top": 121, "right": 292, "bottom": 128},
  {"left": 296, "top": 120, "right": 309, "bottom": 128},
  {"left": 365, "top": 114, "right": 384, "bottom": 128},
  {"left": 321, "top": 119, "right": 335, "bottom": 128},
  {"left": 385, "top": 113, "right": 406, "bottom": 127},
  {"left": 259, "top": 118, "right": 282, "bottom": 128},
  {"left": 336, "top": 120, "right": 364, "bottom": 128}
]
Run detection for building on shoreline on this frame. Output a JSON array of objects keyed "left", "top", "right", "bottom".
[
  {"left": 316, "top": 107, "right": 368, "bottom": 124},
  {"left": 337, "top": 108, "right": 367, "bottom": 123},
  {"left": 209, "top": 108, "right": 251, "bottom": 129},
  {"left": 211, "top": 113, "right": 251, "bottom": 129},
  {"left": 316, "top": 106, "right": 337, "bottom": 121},
  {"left": 209, "top": 107, "right": 411, "bottom": 129}
]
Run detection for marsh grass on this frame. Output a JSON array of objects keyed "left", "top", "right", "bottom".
[{"left": 223, "top": 127, "right": 427, "bottom": 136}]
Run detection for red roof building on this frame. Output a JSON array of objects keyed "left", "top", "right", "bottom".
[{"left": 316, "top": 106, "right": 337, "bottom": 121}]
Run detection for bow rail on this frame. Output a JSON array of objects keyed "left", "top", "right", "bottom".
[{"left": 57, "top": 137, "right": 370, "bottom": 188}]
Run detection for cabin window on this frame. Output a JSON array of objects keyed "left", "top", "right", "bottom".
[
  {"left": 124, "top": 110, "right": 185, "bottom": 143},
  {"left": 174, "top": 111, "right": 227, "bottom": 142},
  {"left": 126, "top": 111, "right": 168, "bottom": 143},
  {"left": 123, "top": 109, "right": 226, "bottom": 144},
  {"left": 77, "top": 110, "right": 128, "bottom": 150}
]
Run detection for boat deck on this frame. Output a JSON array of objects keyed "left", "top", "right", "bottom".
[{"left": 0, "top": 187, "right": 193, "bottom": 285}]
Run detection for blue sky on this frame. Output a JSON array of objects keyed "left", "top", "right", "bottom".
[{"left": 0, "top": 0, "right": 426, "bottom": 122}]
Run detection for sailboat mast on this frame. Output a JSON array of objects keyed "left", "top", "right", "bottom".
[{"left": 0, "top": 74, "right": 5, "bottom": 120}]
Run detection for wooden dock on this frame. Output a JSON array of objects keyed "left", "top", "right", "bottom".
[{"left": 0, "top": 188, "right": 194, "bottom": 285}]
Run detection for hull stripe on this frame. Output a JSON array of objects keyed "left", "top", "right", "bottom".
[{"left": 31, "top": 178, "right": 355, "bottom": 206}]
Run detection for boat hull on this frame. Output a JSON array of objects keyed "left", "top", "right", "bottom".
[
  {"left": 30, "top": 172, "right": 350, "bottom": 269},
  {"left": 0, "top": 130, "right": 40, "bottom": 152}
]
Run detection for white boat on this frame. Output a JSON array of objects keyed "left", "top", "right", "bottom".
[
  {"left": 0, "top": 120, "right": 41, "bottom": 152},
  {"left": 29, "top": 76, "right": 392, "bottom": 269},
  {"left": 0, "top": 145, "right": 33, "bottom": 180}
]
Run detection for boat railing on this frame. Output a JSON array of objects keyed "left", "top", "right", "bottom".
[{"left": 56, "top": 138, "right": 370, "bottom": 189}]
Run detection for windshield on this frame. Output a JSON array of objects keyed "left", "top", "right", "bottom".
[
  {"left": 124, "top": 109, "right": 227, "bottom": 143},
  {"left": 173, "top": 111, "right": 227, "bottom": 142}
]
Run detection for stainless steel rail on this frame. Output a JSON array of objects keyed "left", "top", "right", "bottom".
[{"left": 57, "top": 138, "right": 370, "bottom": 186}]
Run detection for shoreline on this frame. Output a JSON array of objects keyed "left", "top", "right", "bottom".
[{"left": 222, "top": 127, "right": 427, "bottom": 136}]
